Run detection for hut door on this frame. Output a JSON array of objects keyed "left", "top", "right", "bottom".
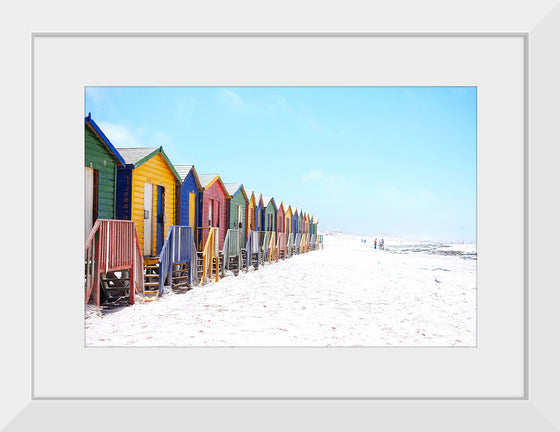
[
  {"left": 156, "top": 186, "right": 165, "bottom": 255},
  {"left": 84, "top": 167, "right": 94, "bottom": 240},
  {"left": 189, "top": 192, "right": 196, "bottom": 227},
  {"left": 237, "top": 205, "right": 242, "bottom": 229},
  {"left": 216, "top": 202, "right": 220, "bottom": 228},
  {"left": 143, "top": 183, "right": 153, "bottom": 256},
  {"left": 248, "top": 205, "right": 253, "bottom": 230}
]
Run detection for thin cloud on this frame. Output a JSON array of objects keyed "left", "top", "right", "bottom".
[
  {"left": 85, "top": 87, "right": 117, "bottom": 114},
  {"left": 302, "top": 170, "right": 351, "bottom": 194},
  {"left": 215, "top": 89, "right": 244, "bottom": 111},
  {"left": 97, "top": 121, "right": 142, "bottom": 148},
  {"left": 97, "top": 122, "right": 174, "bottom": 151},
  {"left": 149, "top": 130, "right": 173, "bottom": 149},
  {"left": 306, "top": 119, "right": 326, "bottom": 134},
  {"left": 380, "top": 187, "right": 435, "bottom": 210},
  {"left": 302, "top": 170, "right": 325, "bottom": 182},
  {"left": 266, "top": 93, "right": 290, "bottom": 112},
  {"left": 403, "top": 88, "right": 416, "bottom": 100}
]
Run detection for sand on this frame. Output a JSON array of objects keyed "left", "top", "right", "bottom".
[{"left": 85, "top": 232, "right": 476, "bottom": 347}]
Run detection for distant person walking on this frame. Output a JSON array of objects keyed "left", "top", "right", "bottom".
[
  {"left": 374, "top": 238, "right": 377, "bottom": 249},
  {"left": 380, "top": 239, "right": 384, "bottom": 250}
]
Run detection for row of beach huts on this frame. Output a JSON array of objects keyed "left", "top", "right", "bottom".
[{"left": 84, "top": 114, "right": 323, "bottom": 307}]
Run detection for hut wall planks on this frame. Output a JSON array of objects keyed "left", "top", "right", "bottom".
[
  {"left": 229, "top": 190, "right": 248, "bottom": 233},
  {"left": 285, "top": 206, "right": 292, "bottom": 235},
  {"left": 84, "top": 126, "right": 119, "bottom": 220},
  {"left": 247, "top": 193, "right": 256, "bottom": 233},
  {"left": 264, "top": 200, "right": 277, "bottom": 232},
  {"left": 277, "top": 204, "right": 285, "bottom": 234},
  {"left": 178, "top": 170, "right": 201, "bottom": 228},
  {"left": 202, "top": 181, "right": 228, "bottom": 250},
  {"left": 123, "top": 153, "right": 177, "bottom": 256}
]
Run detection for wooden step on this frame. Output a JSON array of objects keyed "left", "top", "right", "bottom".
[
  {"left": 144, "top": 282, "right": 159, "bottom": 287},
  {"left": 172, "top": 277, "right": 189, "bottom": 282},
  {"left": 101, "top": 286, "right": 129, "bottom": 291}
]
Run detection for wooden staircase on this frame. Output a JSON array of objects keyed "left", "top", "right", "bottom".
[
  {"left": 242, "top": 248, "right": 256, "bottom": 271},
  {"left": 239, "top": 249, "right": 259, "bottom": 270},
  {"left": 99, "top": 270, "right": 130, "bottom": 304},
  {"left": 85, "top": 219, "right": 144, "bottom": 307},
  {"left": 251, "top": 250, "right": 260, "bottom": 269},
  {"left": 143, "top": 257, "right": 160, "bottom": 301},
  {"left": 143, "top": 257, "right": 192, "bottom": 300},
  {"left": 170, "top": 262, "right": 190, "bottom": 291},
  {"left": 226, "top": 255, "right": 241, "bottom": 276},
  {"left": 216, "top": 252, "right": 224, "bottom": 277},
  {"left": 196, "top": 251, "right": 204, "bottom": 281},
  {"left": 196, "top": 251, "right": 223, "bottom": 283}
]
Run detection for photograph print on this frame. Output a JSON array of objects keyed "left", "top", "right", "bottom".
[{"left": 84, "top": 86, "right": 476, "bottom": 347}]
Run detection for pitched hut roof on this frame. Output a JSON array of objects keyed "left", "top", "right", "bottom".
[
  {"left": 116, "top": 146, "right": 181, "bottom": 182},
  {"left": 174, "top": 164, "right": 202, "bottom": 189},
  {"left": 255, "top": 193, "right": 264, "bottom": 206},
  {"left": 117, "top": 147, "right": 159, "bottom": 165},
  {"left": 263, "top": 196, "right": 277, "bottom": 212},
  {"left": 224, "top": 183, "right": 248, "bottom": 201},
  {"left": 198, "top": 174, "right": 218, "bottom": 188},
  {"left": 198, "top": 174, "right": 232, "bottom": 198},
  {"left": 245, "top": 189, "right": 255, "bottom": 203},
  {"left": 84, "top": 114, "right": 126, "bottom": 166}
]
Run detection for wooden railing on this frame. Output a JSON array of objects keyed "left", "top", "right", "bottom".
[
  {"left": 257, "top": 231, "right": 267, "bottom": 248},
  {"left": 245, "top": 230, "right": 260, "bottom": 271},
  {"left": 158, "top": 225, "right": 197, "bottom": 294},
  {"left": 222, "top": 228, "right": 243, "bottom": 276},
  {"left": 268, "top": 231, "right": 277, "bottom": 263},
  {"left": 195, "top": 226, "right": 213, "bottom": 252},
  {"left": 84, "top": 219, "right": 144, "bottom": 306},
  {"left": 294, "top": 233, "right": 302, "bottom": 255},
  {"left": 310, "top": 233, "right": 317, "bottom": 250},
  {"left": 287, "top": 233, "right": 294, "bottom": 258},
  {"left": 200, "top": 227, "right": 219, "bottom": 284},
  {"left": 260, "top": 231, "right": 271, "bottom": 263},
  {"left": 277, "top": 232, "right": 287, "bottom": 260}
]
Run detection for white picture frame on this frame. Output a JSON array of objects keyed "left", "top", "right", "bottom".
[{"left": 4, "top": 1, "right": 560, "bottom": 430}]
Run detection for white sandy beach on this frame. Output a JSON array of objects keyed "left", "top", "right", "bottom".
[{"left": 85, "top": 232, "right": 476, "bottom": 347}]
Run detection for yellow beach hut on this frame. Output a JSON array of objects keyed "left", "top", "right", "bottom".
[
  {"left": 115, "top": 146, "right": 181, "bottom": 258},
  {"left": 284, "top": 205, "right": 292, "bottom": 236},
  {"left": 245, "top": 189, "right": 256, "bottom": 234}
]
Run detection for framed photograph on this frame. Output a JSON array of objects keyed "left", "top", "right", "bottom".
[
  {"left": 5, "top": 1, "right": 560, "bottom": 430},
  {"left": 82, "top": 84, "right": 478, "bottom": 348}
]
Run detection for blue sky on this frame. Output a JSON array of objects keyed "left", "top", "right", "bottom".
[{"left": 85, "top": 86, "right": 476, "bottom": 242}]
